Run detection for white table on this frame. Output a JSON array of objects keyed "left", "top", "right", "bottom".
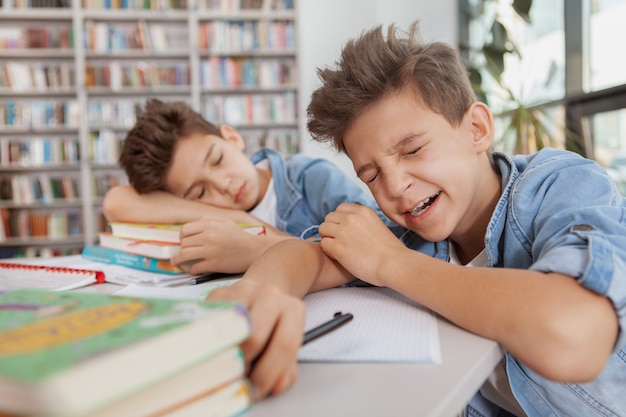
[
  {"left": 59, "top": 258, "right": 503, "bottom": 417},
  {"left": 249, "top": 317, "right": 502, "bottom": 417}
]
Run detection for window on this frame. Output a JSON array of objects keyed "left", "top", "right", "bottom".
[{"left": 460, "top": 0, "right": 626, "bottom": 193}]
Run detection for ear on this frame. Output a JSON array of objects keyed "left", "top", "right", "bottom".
[
  {"left": 219, "top": 124, "right": 246, "bottom": 152},
  {"left": 468, "top": 102, "right": 494, "bottom": 153}
]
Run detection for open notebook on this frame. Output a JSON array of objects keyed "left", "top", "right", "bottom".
[
  {"left": 115, "top": 282, "right": 441, "bottom": 364},
  {"left": 298, "top": 286, "right": 441, "bottom": 363},
  {"left": 0, "top": 261, "right": 105, "bottom": 291}
]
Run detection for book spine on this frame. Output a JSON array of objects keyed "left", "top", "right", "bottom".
[{"left": 81, "top": 245, "right": 187, "bottom": 275}]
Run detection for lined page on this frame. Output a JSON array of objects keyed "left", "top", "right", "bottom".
[{"left": 298, "top": 286, "right": 441, "bottom": 363}]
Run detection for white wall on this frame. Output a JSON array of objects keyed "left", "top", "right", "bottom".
[{"left": 296, "top": 0, "right": 458, "bottom": 182}]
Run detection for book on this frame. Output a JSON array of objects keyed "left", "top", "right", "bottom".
[
  {"left": 164, "top": 378, "right": 252, "bottom": 417},
  {"left": 0, "top": 288, "right": 250, "bottom": 417},
  {"left": 98, "top": 232, "right": 181, "bottom": 259},
  {"left": 0, "top": 261, "right": 105, "bottom": 292},
  {"left": 108, "top": 222, "right": 183, "bottom": 243},
  {"left": 89, "top": 347, "right": 247, "bottom": 417},
  {"left": 81, "top": 245, "right": 189, "bottom": 275},
  {"left": 108, "top": 222, "right": 266, "bottom": 244}
]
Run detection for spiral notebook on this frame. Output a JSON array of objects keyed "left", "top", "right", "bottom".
[{"left": 0, "top": 262, "right": 105, "bottom": 292}]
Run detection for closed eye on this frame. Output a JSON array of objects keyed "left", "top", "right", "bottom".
[
  {"left": 363, "top": 170, "right": 379, "bottom": 184},
  {"left": 404, "top": 146, "right": 421, "bottom": 155}
]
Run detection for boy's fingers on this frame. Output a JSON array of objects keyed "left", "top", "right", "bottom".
[
  {"left": 247, "top": 297, "right": 305, "bottom": 400},
  {"left": 210, "top": 281, "right": 305, "bottom": 400}
]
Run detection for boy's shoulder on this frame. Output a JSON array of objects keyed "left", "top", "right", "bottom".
[
  {"left": 507, "top": 148, "right": 604, "bottom": 182},
  {"left": 503, "top": 148, "right": 618, "bottom": 201},
  {"left": 511, "top": 147, "right": 586, "bottom": 170}
]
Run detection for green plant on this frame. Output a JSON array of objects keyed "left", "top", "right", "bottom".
[{"left": 459, "top": 0, "right": 572, "bottom": 154}]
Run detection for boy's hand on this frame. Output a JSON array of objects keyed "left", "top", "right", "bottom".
[
  {"left": 319, "top": 203, "right": 405, "bottom": 286},
  {"left": 171, "top": 216, "right": 259, "bottom": 274},
  {"left": 208, "top": 279, "right": 305, "bottom": 400}
]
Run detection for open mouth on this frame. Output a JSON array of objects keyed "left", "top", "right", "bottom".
[{"left": 409, "top": 192, "right": 440, "bottom": 217}]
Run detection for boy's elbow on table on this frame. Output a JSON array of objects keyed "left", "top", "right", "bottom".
[{"left": 528, "top": 303, "right": 617, "bottom": 383}]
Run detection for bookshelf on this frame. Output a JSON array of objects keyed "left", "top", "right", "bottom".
[{"left": 0, "top": 0, "right": 298, "bottom": 258}]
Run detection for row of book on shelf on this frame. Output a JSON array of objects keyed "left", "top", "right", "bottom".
[
  {"left": 86, "top": 61, "right": 190, "bottom": 90},
  {"left": 1, "top": 58, "right": 295, "bottom": 92},
  {"left": 0, "top": 62, "right": 75, "bottom": 92},
  {"left": 84, "top": 96, "right": 296, "bottom": 128},
  {"left": 0, "top": 137, "right": 80, "bottom": 167},
  {"left": 2, "top": 0, "right": 293, "bottom": 10},
  {"left": 0, "top": 174, "right": 79, "bottom": 204},
  {"left": 0, "top": 172, "right": 125, "bottom": 204},
  {"left": 0, "top": 26, "right": 73, "bottom": 50},
  {"left": 0, "top": 207, "right": 83, "bottom": 241},
  {"left": 0, "top": 100, "right": 80, "bottom": 129}
]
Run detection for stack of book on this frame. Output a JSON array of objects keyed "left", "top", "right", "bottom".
[
  {"left": 82, "top": 222, "right": 190, "bottom": 275},
  {"left": 82, "top": 222, "right": 266, "bottom": 276},
  {"left": 0, "top": 288, "right": 253, "bottom": 417}
]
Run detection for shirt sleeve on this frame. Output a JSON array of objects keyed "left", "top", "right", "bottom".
[
  {"left": 514, "top": 155, "right": 626, "bottom": 350},
  {"left": 296, "top": 157, "right": 387, "bottom": 223}
]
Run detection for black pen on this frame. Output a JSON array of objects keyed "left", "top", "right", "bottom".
[
  {"left": 185, "top": 272, "right": 236, "bottom": 285},
  {"left": 302, "top": 312, "right": 353, "bottom": 345}
]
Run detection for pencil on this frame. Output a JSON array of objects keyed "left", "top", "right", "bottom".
[
  {"left": 302, "top": 312, "right": 353, "bottom": 345},
  {"left": 185, "top": 272, "right": 237, "bottom": 285}
]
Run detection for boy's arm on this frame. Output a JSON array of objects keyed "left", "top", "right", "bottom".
[
  {"left": 208, "top": 239, "right": 354, "bottom": 399},
  {"left": 102, "top": 185, "right": 279, "bottom": 229},
  {"left": 320, "top": 203, "right": 619, "bottom": 384}
]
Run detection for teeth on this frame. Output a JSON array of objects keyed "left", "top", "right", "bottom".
[{"left": 409, "top": 192, "right": 439, "bottom": 217}]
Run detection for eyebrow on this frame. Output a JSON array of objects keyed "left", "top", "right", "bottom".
[
  {"left": 354, "top": 135, "right": 418, "bottom": 179},
  {"left": 182, "top": 143, "right": 215, "bottom": 199}
]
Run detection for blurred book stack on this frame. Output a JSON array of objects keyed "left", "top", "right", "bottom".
[{"left": 0, "top": 288, "right": 252, "bottom": 417}]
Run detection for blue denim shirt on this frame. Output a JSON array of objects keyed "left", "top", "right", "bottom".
[
  {"left": 250, "top": 148, "right": 387, "bottom": 239},
  {"left": 398, "top": 148, "right": 626, "bottom": 417}
]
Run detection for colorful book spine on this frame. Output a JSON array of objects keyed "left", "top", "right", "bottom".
[{"left": 81, "top": 245, "right": 188, "bottom": 275}]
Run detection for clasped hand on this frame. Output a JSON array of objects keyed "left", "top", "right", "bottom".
[{"left": 319, "top": 203, "right": 404, "bottom": 287}]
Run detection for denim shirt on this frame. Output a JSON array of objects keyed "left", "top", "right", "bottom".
[
  {"left": 398, "top": 148, "right": 626, "bottom": 417},
  {"left": 249, "top": 148, "right": 387, "bottom": 240}
]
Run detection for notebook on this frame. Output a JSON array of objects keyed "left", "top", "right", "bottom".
[
  {"left": 114, "top": 283, "right": 442, "bottom": 363},
  {"left": 0, "top": 262, "right": 105, "bottom": 292}
]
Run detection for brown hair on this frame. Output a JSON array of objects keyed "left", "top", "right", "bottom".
[
  {"left": 307, "top": 21, "right": 476, "bottom": 153},
  {"left": 119, "top": 99, "right": 222, "bottom": 193}
]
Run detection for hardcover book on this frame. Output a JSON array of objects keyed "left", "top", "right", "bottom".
[
  {"left": 107, "top": 221, "right": 266, "bottom": 245},
  {"left": 81, "top": 244, "right": 188, "bottom": 275},
  {"left": 0, "top": 289, "right": 250, "bottom": 417},
  {"left": 90, "top": 347, "right": 248, "bottom": 417},
  {"left": 108, "top": 222, "right": 183, "bottom": 243},
  {"left": 98, "top": 232, "right": 181, "bottom": 260},
  {"left": 164, "top": 378, "right": 253, "bottom": 417}
]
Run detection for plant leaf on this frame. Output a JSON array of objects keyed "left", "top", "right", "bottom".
[{"left": 513, "top": 0, "right": 533, "bottom": 24}]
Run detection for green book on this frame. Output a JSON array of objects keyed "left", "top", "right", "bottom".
[{"left": 0, "top": 289, "right": 250, "bottom": 417}]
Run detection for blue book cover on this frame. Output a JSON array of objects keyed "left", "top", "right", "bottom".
[{"left": 81, "top": 245, "right": 188, "bottom": 275}]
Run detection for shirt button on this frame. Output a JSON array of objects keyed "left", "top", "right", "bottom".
[{"left": 571, "top": 224, "right": 595, "bottom": 231}]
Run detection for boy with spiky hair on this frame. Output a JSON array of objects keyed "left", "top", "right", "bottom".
[{"left": 209, "top": 22, "right": 626, "bottom": 416}]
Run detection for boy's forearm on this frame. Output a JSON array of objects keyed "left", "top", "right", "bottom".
[
  {"left": 102, "top": 185, "right": 270, "bottom": 225},
  {"left": 243, "top": 240, "right": 352, "bottom": 298}
]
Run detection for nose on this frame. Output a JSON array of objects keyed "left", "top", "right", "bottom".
[
  {"left": 382, "top": 168, "right": 411, "bottom": 198},
  {"left": 204, "top": 170, "right": 230, "bottom": 195}
]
